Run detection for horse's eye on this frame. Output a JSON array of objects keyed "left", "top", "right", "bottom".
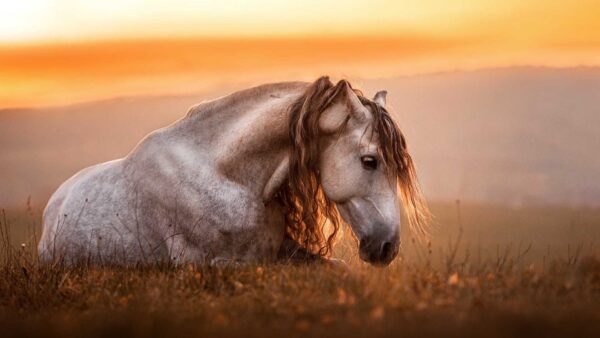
[{"left": 361, "top": 155, "right": 378, "bottom": 171}]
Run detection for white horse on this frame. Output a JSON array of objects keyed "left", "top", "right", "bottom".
[{"left": 38, "top": 77, "right": 429, "bottom": 266}]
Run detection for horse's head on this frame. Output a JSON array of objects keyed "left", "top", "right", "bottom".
[
  {"left": 281, "top": 77, "right": 429, "bottom": 266},
  {"left": 318, "top": 84, "right": 402, "bottom": 265}
]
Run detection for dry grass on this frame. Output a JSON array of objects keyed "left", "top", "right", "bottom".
[{"left": 1, "top": 202, "right": 599, "bottom": 338}]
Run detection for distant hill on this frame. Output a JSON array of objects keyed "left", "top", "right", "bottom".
[
  {"left": 1, "top": 67, "right": 599, "bottom": 207},
  {"left": 361, "top": 67, "right": 600, "bottom": 207}
]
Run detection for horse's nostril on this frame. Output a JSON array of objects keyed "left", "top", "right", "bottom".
[
  {"left": 360, "top": 238, "right": 367, "bottom": 249},
  {"left": 381, "top": 241, "right": 393, "bottom": 259}
]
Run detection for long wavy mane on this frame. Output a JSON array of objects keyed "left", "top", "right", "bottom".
[{"left": 276, "top": 76, "right": 431, "bottom": 257}]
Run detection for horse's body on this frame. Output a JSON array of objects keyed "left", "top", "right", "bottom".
[
  {"left": 39, "top": 77, "right": 428, "bottom": 266},
  {"left": 39, "top": 82, "right": 308, "bottom": 264}
]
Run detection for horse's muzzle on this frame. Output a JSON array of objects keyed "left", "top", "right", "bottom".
[{"left": 359, "top": 233, "right": 400, "bottom": 266}]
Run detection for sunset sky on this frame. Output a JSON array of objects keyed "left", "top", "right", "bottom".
[{"left": 1, "top": 0, "right": 600, "bottom": 107}]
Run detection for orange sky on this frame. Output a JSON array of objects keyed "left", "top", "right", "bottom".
[{"left": 1, "top": 1, "right": 600, "bottom": 107}]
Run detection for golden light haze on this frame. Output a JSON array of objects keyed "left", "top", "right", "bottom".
[
  {"left": 2, "top": 0, "right": 600, "bottom": 43},
  {"left": 1, "top": 0, "right": 599, "bottom": 107}
]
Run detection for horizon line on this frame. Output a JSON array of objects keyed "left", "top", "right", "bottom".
[{"left": 2, "top": 64, "right": 599, "bottom": 112}]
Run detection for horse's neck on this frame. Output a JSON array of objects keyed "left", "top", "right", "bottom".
[{"left": 179, "top": 82, "right": 308, "bottom": 195}]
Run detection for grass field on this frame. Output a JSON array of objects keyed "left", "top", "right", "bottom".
[{"left": 1, "top": 202, "right": 599, "bottom": 338}]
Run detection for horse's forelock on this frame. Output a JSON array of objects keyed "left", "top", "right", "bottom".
[{"left": 359, "top": 98, "right": 432, "bottom": 238}]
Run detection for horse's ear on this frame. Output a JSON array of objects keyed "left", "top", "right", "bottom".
[
  {"left": 373, "top": 90, "right": 387, "bottom": 107},
  {"left": 341, "top": 80, "right": 369, "bottom": 121},
  {"left": 319, "top": 80, "right": 369, "bottom": 133}
]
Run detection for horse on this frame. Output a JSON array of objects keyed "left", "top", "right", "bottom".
[{"left": 38, "top": 76, "right": 429, "bottom": 266}]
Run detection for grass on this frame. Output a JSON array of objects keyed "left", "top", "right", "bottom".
[{"left": 1, "top": 202, "right": 599, "bottom": 338}]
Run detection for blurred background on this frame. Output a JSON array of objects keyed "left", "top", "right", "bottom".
[
  {"left": 2, "top": 5, "right": 600, "bottom": 336},
  {"left": 1, "top": 0, "right": 599, "bottom": 217}
]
